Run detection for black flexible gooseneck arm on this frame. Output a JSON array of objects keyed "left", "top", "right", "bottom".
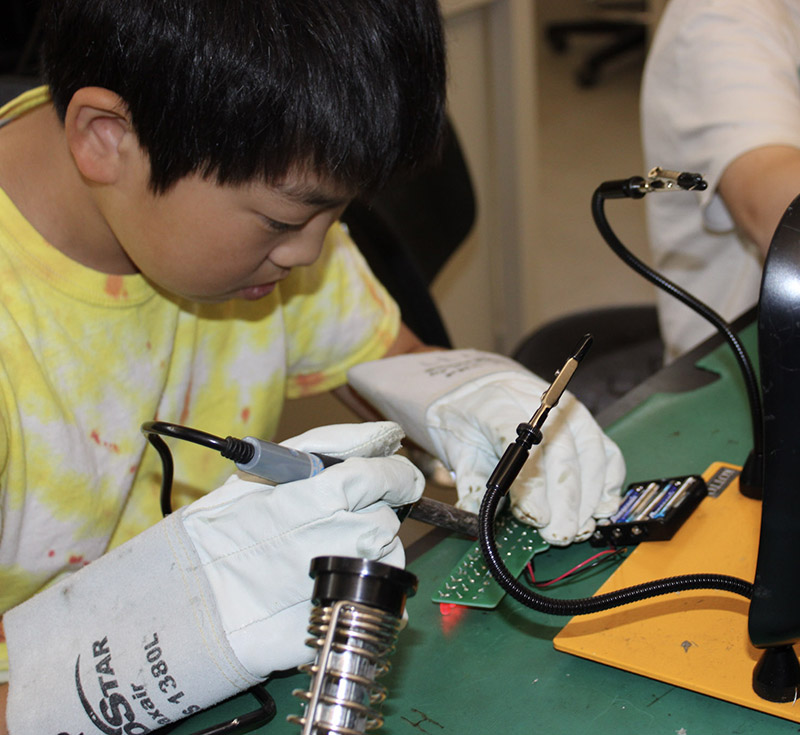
[{"left": 591, "top": 169, "right": 763, "bottom": 499}]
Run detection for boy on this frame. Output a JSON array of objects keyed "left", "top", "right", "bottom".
[{"left": 0, "top": 0, "right": 624, "bottom": 731}]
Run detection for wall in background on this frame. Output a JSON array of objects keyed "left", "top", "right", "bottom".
[{"left": 434, "top": 0, "right": 658, "bottom": 359}]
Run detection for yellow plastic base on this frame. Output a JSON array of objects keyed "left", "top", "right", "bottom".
[{"left": 554, "top": 462, "right": 800, "bottom": 722}]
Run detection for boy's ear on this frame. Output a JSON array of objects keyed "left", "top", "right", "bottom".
[{"left": 64, "top": 88, "right": 137, "bottom": 185}]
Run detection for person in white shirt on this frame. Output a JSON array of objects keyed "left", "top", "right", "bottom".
[{"left": 642, "top": 0, "right": 800, "bottom": 361}]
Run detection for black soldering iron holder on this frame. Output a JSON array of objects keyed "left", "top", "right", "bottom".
[{"left": 309, "top": 556, "right": 417, "bottom": 617}]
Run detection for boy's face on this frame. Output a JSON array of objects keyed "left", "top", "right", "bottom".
[{"left": 104, "top": 154, "right": 351, "bottom": 303}]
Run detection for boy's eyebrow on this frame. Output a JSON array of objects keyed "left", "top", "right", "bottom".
[{"left": 275, "top": 180, "right": 351, "bottom": 209}]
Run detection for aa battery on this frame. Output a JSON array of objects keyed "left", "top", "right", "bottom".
[
  {"left": 613, "top": 476, "right": 697, "bottom": 524},
  {"left": 650, "top": 476, "right": 697, "bottom": 520},
  {"left": 611, "top": 482, "right": 656, "bottom": 523}
]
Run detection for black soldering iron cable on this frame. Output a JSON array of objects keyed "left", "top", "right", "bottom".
[
  {"left": 141, "top": 422, "right": 277, "bottom": 735},
  {"left": 142, "top": 420, "right": 258, "bottom": 516}
]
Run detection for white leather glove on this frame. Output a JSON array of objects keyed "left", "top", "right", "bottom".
[
  {"left": 187, "top": 421, "right": 422, "bottom": 676},
  {"left": 4, "top": 421, "right": 423, "bottom": 734},
  {"left": 349, "top": 350, "right": 625, "bottom": 546}
]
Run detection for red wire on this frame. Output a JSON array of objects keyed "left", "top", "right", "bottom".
[{"left": 526, "top": 548, "right": 623, "bottom": 588}]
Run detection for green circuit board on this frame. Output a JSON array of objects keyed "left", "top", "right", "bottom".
[{"left": 432, "top": 512, "right": 548, "bottom": 609}]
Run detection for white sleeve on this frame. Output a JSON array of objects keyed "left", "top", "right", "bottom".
[{"left": 643, "top": 0, "right": 800, "bottom": 226}]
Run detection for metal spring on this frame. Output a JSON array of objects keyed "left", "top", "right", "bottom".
[{"left": 288, "top": 600, "right": 401, "bottom": 735}]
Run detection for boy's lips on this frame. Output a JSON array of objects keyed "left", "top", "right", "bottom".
[{"left": 239, "top": 282, "right": 277, "bottom": 300}]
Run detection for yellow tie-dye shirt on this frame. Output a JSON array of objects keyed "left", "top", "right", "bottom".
[{"left": 0, "top": 88, "right": 400, "bottom": 675}]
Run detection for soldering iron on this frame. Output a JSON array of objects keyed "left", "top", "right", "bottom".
[{"left": 140, "top": 420, "right": 479, "bottom": 536}]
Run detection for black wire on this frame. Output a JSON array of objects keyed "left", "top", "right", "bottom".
[
  {"left": 140, "top": 422, "right": 279, "bottom": 735},
  {"left": 141, "top": 421, "right": 257, "bottom": 515},
  {"left": 141, "top": 421, "right": 254, "bottom": 464},
  {"left": 144, "top": 432, "right": 176, "bottom": 516},
  {"left": 591, "top": 181, "right": 764, "bottom": 481},
  {"left": 157, "top": 685, "right": 277, "bottom": 735},
  {"left": 142, "top": 420, "right": 230, "bottom": 453},
  {"left": 176, "top": 685, "right": 277, "bottom": 735}
]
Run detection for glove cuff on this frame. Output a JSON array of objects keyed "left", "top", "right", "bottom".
[
  {"left": 347, "top": 349, "right": 530, "bottom": 456},
  {"left": 5, "top": 514, "right": 259, "bottom": 734}
]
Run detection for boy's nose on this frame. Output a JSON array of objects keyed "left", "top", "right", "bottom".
[{"left": 271, "top": 233, "right": 324, "bottom": 269}]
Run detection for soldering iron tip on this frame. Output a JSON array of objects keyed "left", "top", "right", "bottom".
[{"left": 573, "top": 334, "right": 593, "bottom": 362}]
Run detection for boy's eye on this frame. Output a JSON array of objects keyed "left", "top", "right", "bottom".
[{"left": 265, "top": 218, "right": 297, "bottom": 233}]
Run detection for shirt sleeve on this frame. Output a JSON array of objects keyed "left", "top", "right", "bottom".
[
  {"left": 643, "top": 0, "right": 800, "bottom": 229},
  {"left": 281, "top": 221, "right": 401, "bottom": 398}
]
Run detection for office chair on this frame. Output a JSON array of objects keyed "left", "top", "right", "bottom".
[
  {"left": 344, "top": 118, "right": 664, "bottom": 416},
  {"left": 2, "top": 0, "right": 43, "bottom": 76},
  {"left": 545, "top": 1, "right": 648, "bottom": 88},
  {"left": 341, "top": 117, "right": 476, "bottom": 348},
  {"left": 0, "top": 76, "right": 37, "bottom": 107},
  {"left": 512, "top": 304, "right": 663, "bottom": 416}
]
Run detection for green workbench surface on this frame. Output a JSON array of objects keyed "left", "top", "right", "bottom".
[
  {"left": 608, "top": 322, "right": 757, "bottom": 486},
  {"left": 175, "top": 322, "right": 796, "bottom": 734}
]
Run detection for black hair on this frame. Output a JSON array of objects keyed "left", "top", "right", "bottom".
[{"left": 41, "top": 0, "right": 447, "bottom": 194}]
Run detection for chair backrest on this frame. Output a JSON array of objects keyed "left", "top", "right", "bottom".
[
  {"left": 512, "top": 304, "right": 664, "bottom": 415},
  {"left": 341, "top": 117, "right": 476, "bottom": 348},
  {"left": 0, "top": 76, "right": 37, "bottom": 107}
]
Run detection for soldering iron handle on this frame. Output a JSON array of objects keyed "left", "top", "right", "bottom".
[
  {"left": 302, "top": 450, "right": 480, "bottom": 537},
  {"left": 235, "top": 437, "right": 342, "bottom": 482}
]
